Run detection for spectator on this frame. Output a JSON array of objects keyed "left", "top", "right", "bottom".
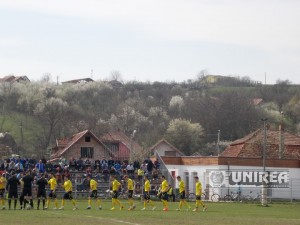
[
  {"left": 69, "top": 158, "right": 76, "bottom": 171},
  {"left": 101, "top": 160, "right": 108, "bottom": 170},
  {"left": 154, "top": 159, "right": 160, "bottom": 170},
  {"left": 114, "top": 161, "right": 121, "bottom": 175},
  {"left": 86, "top": 166, "right": 92, "bottom": 177},
  {"left": 94, "top": 159, "right": 101, "bottom": 171},
  {"left": 108, "top": 157, "right": 114, "bottom": 169},
  {"left": 140, "top": 162, "right": 147, "bottom": 174},
  {"left": 102, "top": 167, "right": 109, "bottom": 181},
  {"left": 9, "top": 161, "right": 15, "bottom": 172},
  {"left": 15, "top": 160, "right": 24, "bottom": 172},
  {"left": 76, "top": 158, "right": 83, "bottom": 171},
  {"left": 127, "top": 163, "right": 134, "bottom": 179},
  {"left": 100, "top": 158, "right": 107, "bottom": 166},
  {"left": 109, "top": 166, "right": 117, "bottom": 176},
  {"left": 45, "top": 162, "right": 53, "bottom": 173},
  {"left": 133, "top": 161, "right": 140, "bottom": 171},
  {"left": 137, "top": 167, "right": 144, "bottom": 181},
  {"left": 147, "top": 159, "right": 154, "bottom": 174},
  {"left": 36, "top": 160, "right": 45, "bottom": 173},
  {"left": 152, "top": 169, "right": 158, "bottom": 180},
  {"left": 121, "top": 162, "right": 127, "bottom": 173}
]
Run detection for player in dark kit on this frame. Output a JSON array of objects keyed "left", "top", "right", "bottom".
[
  {"left": 6, "top": 172, "right": 21, "bottom": 210},
  {"left": 21, "top": 170, "right": 34, "bottom": 209},
  {"left": 36, "top": 173, "right": 48, "bottom": 210}
]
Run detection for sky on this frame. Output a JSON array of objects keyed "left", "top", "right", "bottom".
[{"left": 0, "top": 0, "right": 300, "bottom": 84}]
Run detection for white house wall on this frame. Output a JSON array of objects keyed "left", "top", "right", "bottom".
[{"left": 165, "top": 164, "right": 300, "bottom": 200}]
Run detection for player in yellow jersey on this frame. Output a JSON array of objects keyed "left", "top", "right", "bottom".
[
  {"left": 160, "top": 175, "right": 169, "bottom": 211},
  {"left": 176, "top": 176, "right": 191, "bottom": 211},
  {"left": 124, "top": 175, "right": 136, "bottom": 210},
  {"left": 86, "top": 175, "right": 102, "bottom": 210},
  {"left": 141, "top": 175, "right": 155, "bottom": 211},
  {"left": 59, "top": 176, "right": 78, "bottom": 210},
  {"left": 45, "top": 173, "right": 58, "bottom": 209},
  {"left": 0, "top": 172, "right": 7, "bottom": 209},
  {"left": 110, "top": 175, "right": 124, "bottom": 210},
  {"left": 193, "top": 176, "right": 207, "bottom": 212}
]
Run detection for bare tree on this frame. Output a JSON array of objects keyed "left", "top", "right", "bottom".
[
  {"left": 34, "top": 97, "right": 69, "bottom": 151},
  {"left": 110, "top": 70, "right": 123, "bottom": 81}
]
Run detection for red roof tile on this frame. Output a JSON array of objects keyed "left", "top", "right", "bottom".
[
  {"left": 101, "top": 130, "right": 142, "bottom": 153},
  {"left": 221, "top": 128, "right": 300, "bottom": 159}
]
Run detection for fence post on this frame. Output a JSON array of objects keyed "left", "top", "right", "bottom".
[
  {"left": 290, "top": 179, "right": 293, "bottom": 202},
  {"left": 75, "top": 173, "right": 77, "bottom": 199}
]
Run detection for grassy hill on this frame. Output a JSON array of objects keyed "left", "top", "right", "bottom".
[{"left": 0, "top": 112, "right": 43, "bottom": 157}]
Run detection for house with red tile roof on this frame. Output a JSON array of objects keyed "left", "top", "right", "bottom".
[
  {"left": 50, "top": 129, "right": 143, "bottom": 162},
  {"left": 50, "top": 130, "right": 113, "bottom": 161},
  {"left": 0, "top": 75, "right": 30, "bottom": 83},
  {"left": 159, "top": 127, "right": 300, "bottom": 200},
  {"left": 100, "top": 130, "right": 143, "bottom": 161},
  {"left": 221, "top": 128, "right": 300, "bottom": 159}
]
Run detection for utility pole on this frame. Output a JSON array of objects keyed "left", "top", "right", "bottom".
[
  {"left": 130, "top": 130, "right": 137, "bottom": 162},
  {"left": 20, "top": 121, "right": 24, "bottom": 146},
  {"left": 262, "top": 118, "right": 267, "bottom": 172},
  {"left": 261, "top": 118, "right": 268, "bottom": 206},
  {"left": 217, "top": 130, "right": 221, "bottom": 156},
  {"left": 279, "top": 112, "right": 284, "bottom": 159}
]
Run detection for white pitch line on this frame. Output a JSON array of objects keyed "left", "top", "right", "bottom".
[
  {"left": 86, "top": 215, "right": 141, "bottom": 225},
  {"left": 50, "top": 211, "right": 141, "bottom": 225}
]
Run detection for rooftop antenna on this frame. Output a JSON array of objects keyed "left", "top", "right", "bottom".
[{"left": 264, "top": 72, "right": 266, "bottom": 85}]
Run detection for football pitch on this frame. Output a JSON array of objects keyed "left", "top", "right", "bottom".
[{"left": 1, "top": 200, "right": 300, "bottom": 225}]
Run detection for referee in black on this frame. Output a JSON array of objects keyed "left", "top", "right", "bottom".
[
  {"left": 6, "top": 172, "right": 20, "bottom": 210},
  {"left": 22, "top": 170, "right": 34, "bottom": 209},
  {"left": 36, "top": 173, "right": 48, "bottom": 210}
]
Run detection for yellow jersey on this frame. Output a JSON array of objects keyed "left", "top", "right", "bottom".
[
  {"left": 144, "top": 180, "right": 150, "bottom": 192},
  {"left": 161, "top": 179, "right": 169, "bottom": 193},
  {"left": 112, "top": 179, "right": 120, "bottom": 191},
  {"left": 127, "top": 178, "right": 134, "bottom": 191},
  {"left": 90, "top": 179, "right": 97, "bottom": 191},
  {"left": 138, "top": 169, "right": 144, "bottom": 176},
  {"left": 195, "top": 181, "right": 202, "bottom": 196},
  {"left": 167, "top": 187, "right": 173, "bottom": 195},
  {"left": 0, "top": 176, "right": 6, "bottom": 189},
  {"left": 178, "top": 180, "right": 185, "bottom": 193},
  {"left": 48, "top": 177, "right": 57, "bottom": 191},
  {"left": 63, "top": 179, "right": 73, "bottom": 192}
]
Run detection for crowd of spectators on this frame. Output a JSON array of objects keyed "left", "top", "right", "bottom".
[{"left": 0, "top": 155, "right": 161, "bottom": 187}]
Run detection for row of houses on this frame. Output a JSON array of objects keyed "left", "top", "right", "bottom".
[
  {"left": 163, "top": 127, "right": 300, "bottom": 201},
  {"left": 49, "top": 126, "right": 300, "bottom": 200},
  {"left": 50, "top": 129, "right": 183, "bottom": 162}
]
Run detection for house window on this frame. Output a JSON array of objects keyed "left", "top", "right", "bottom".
[
  {"left": 85, "top": 136, "right": 91, "bottom": 142},
  {"left": 81, "top": 147, "right": 94, "bottom": 158}
]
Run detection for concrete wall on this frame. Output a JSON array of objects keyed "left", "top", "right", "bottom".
[{"left": 165, "top": 163, "right": 300, "bottom": 200}]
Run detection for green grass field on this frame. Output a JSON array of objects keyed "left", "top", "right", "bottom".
[{"left": 1, "top": 200, "right": 300, "bottom": 225}]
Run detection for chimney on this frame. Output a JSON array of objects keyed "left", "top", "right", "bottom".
[{"left": 279, "top": 112, "right": 285, "bottom": 159}]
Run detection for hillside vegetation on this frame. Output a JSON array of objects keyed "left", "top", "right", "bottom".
[{"left": 0, "top": 76, "right": 299, "bottom": 158}]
